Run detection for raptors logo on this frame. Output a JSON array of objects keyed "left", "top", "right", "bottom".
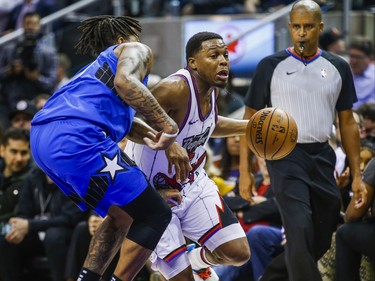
[
  {"left": 218, "top": 25, "right": 246, "bottom": 65},
  {"left": 152, "top": 127, "right": 211, "bottom": 190}
]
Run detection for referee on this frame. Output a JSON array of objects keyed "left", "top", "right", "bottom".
[{"left": 239, "top": 1, "right": 367, "bottom": 280}]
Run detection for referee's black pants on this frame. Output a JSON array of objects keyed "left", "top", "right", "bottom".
[{"left": 261, "top": 142, "right": 341, "bottom": 281}]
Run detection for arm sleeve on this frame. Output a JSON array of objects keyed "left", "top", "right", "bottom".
[{"left": 334, "top": 58, "right": 357, "bottom": 111}]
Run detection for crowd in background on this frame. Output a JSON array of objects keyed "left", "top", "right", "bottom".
[{"left": 0, "top": 1, "right": 374, "bottom": 281}]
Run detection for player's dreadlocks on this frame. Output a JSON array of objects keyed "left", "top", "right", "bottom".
[{"left": 75, "top": 15, "right": 142, "bottom": 56}]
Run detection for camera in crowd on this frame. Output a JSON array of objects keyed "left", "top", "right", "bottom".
[{"left": 13, "top": 32, "right": 40, "bottom": 71}]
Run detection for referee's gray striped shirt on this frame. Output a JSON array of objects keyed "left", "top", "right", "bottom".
[{"left": 245, "top": 48, "right": 356, "bottom": 143}]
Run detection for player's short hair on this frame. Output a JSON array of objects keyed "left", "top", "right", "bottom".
[
  {"left": 1, "top": 127, "right": 30, "bottom": 147},
  {"left": 185, "top": 32, "right": 223, "bottom": 63},
  {"left": 75, "top": 15, "right": 142, "bottom": 56}
]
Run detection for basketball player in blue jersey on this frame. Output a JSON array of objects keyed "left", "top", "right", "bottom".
[
  {"left": 30, "top": 16, "right": 181, "bottom": 281},
  {"left": 239, "top": 1, "right": 367, "bottom": 280},
  {"left": 125, "top": 32, "right": 251, "bottom": 281}
]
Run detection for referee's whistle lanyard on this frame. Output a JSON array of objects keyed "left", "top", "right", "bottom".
[{"left": 39, "top": 191, "right": 52, "bottom": 217}]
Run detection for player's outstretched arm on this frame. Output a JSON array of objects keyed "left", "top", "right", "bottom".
[
  {"left": 114, "top": 42, "right": 178, "bottom": 149},
  {"left": 210, "top": 115, "right": 248, "bottom": 138}
]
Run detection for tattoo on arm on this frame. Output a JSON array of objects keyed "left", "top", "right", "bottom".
[
  {"left": 115, "top": 45, "right": 176, "bottom": 132},
  {"left": 117, "top": 80, "right": 174, "bottom": 131}
]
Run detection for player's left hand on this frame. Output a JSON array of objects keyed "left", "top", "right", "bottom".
[
  {"left": 158, "top": 189, "right": 182, "bottom": 207},
  {"left": 165, "top": 142, "right": 192, "bottom": 183},
  {"left": 351, "top": 177, "right": 367, "bottom": 209}
]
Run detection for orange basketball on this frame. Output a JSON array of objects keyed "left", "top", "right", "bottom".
[{"left": 246, "top": 107, "right": 298, "bottom": 160}]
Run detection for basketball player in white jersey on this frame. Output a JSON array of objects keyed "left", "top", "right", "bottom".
[{"left": 125, "top": 32, "right": 250, "bottom": 281}]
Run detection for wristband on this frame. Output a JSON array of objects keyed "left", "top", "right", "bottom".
[{"left": 162, "top": 129, "right": 179, "bottom": 138}]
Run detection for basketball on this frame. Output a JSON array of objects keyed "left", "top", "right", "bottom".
[{"left": 246, "top": 107, "right": 298, "bottom": 160}]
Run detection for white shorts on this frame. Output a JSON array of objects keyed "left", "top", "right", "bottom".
[{"left": 149, "top": 173, "right": 246, "bottom": 279}]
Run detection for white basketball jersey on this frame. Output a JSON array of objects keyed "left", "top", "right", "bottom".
[{"left": 125, "top": 68, "right": 218, "bottom": 190}]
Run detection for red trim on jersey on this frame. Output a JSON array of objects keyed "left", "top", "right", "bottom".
[
  {"left": 287, "top": 47, "right": 322, "bottom": 62},
  {"left": 198, "top": 224, "right": 221, "bottom": 245},
  {"left": 163, "top": 244, "right": 188, "bottom": 262}
]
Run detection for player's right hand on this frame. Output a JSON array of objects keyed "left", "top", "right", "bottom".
[
  {"left": 165, "top": 142, "right": 192, "bottom": 183},
  {"left": 143, "top": 130, "right": 178, "bottom": 151}
]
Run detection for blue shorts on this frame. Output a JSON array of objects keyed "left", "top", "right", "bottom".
[{"left": 30, "top": 119, "right": 149, "bottom": 217}]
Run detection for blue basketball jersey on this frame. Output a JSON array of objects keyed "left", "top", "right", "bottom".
[
  {"left": 32, "top": 44, "right": 148, "bottom": 142},
  {"left": 30, "top": 45, "right": 150, "bottom": 217}
]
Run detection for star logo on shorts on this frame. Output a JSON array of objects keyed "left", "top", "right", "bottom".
[{"left": 98, "top": 152, "right": 127, "bottom": 182}]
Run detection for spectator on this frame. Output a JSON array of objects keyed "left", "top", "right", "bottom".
[
  {"left": 0, "top": 0, "right": 22, "bottom": 35},
  {"left": 357, "top": 102, "right": 375, "bottom": 145},
  {"left": 0, "top": 127, "right": 33, "bottom": 225},
  {"left": 0, "top": 166, "right": 85, "bottom": 281},
  {"left": 0, "top": 12, "right": 58, "bottom": 109},
  {"left": 0, "top": 127, "right": 34, "bottom": 280},
  {"left": 348, "top": 36, "right": 375, "bottom": 109},
  {"left": 335, "top": 157, "right": 375, "bottom": 281},
  {"left": 9, "top": 100, "right": 37, "bottom": 130},
  {"left": 6, "top": 0, "right": 57, "bottom": 31},
  {"left": 319, "top": 27, "right": 346, "bottom": 56}
]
